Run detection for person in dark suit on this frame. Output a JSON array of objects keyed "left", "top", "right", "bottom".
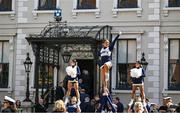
[
  {"left": 55, "top": 82, "right": 66, "bottom": 100},
  {"left": 114, "top": 97, "right": 124, "bottom": 112}
]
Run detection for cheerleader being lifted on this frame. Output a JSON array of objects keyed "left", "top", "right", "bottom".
[
  {"left": 128, "top": 61, "right": 146, "bottom": 107},
  {"left": 65, "top": 59, "right": 81, "bottom": 105},
  {"left": 100, "top": 31, "right": 122, "bottom": 92}
]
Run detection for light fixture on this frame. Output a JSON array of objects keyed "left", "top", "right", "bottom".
[
  {"left": 61, "top": 45, "right": 72, "bottom": 63},
  {"left": 23, "top": 53, "right": 33, "bottom": 102},
  {"left": 140, "top": 52, "right": 148, "bottom": 70},
  {"left": 54, "top": 8, "right": 62, "bottom": 22}
]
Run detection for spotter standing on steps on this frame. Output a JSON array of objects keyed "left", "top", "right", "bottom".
[{"left": 99, "top": 31, "right": 121, "bottom": 90}]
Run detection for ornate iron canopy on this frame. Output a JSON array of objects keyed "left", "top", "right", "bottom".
[{"left": 26, "top": 21, "right": 112, "bottom": 45}]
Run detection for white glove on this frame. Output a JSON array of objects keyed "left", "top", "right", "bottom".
[{"left": 119, "top": 31, "right": 122, "bottom": 35}]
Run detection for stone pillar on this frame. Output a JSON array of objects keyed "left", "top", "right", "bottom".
[
  {"left": 147, "top": 0, "right": 160, "bottom": 104},
  {"left": 15, "top": 0, "right": 29, "bottom": 101}
]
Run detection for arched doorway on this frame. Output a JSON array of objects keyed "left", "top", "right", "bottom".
[{"left": 26, "top": 20, "right": 112, "bottom": 104}]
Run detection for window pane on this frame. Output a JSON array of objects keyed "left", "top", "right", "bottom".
[
  {"left": 0, "top": 63, "right": 9, "bottom": 88},
  {"left": 169, "top": 39, "right": 180, "bottom": 90},
  {"left": 3, "top": 42, "right": 9, "bottom": 63},
  {"left": 38, "top": 0, "right": 56, "bottom": 10},
  {"left": 169, "top": 63, "right": 180, "bottom": 89},
  {"left": 117, "top": 39, "right": 136, "bottom": 90},
  {"left": 117, "top": 0, "right": 137, "bottom": 8},
  {"left": 118, "top": 40, "right": 127, "bottom": 63},
  {"left": 116, "top": 64, "right": 133, "bottom": 90},
  {"left": 128, "top": 40, "right": 136, "bottom": 63},
  {"left": 77, "top": 0, "right": 96, "bottom": 9},
  {"left": 169, "top": 0, "right": 180, "bottom": 7},
  {"left": 0, "top": 0, "right": 12, "bottom": 11},
  {"left": 170, "top": 40, "right": 179, "bottom": 59},
  {"left": 0, "top": 42, "right": 2, "bottom": 62}
]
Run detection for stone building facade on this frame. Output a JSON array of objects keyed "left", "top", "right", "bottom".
[{"left": 0, "top": 0, "right": 180, "bottom": 106}]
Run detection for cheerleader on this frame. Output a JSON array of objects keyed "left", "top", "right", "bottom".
[
  {"left": 128, "top": 61, "right": 146, "bottom": 107},
  {"left": 65, "top": 59, "right": 81, "bottom": 104},
  {"left": 100, "top": 31, "right": 121, "bottom": 90},
  {"left": 67, "top": 96, "right": 81, "bottom": 113}
]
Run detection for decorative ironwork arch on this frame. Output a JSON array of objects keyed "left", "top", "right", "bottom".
[{"left": 25, "top": 20, "right": 112, "bottom": 104}]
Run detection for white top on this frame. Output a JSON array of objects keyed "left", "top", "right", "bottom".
[
  {"left": 130, "top": 68, "right": 142, "bottom": 78},
  {"left": 66, "top": 66, "right": 77, "bottom": 78}
]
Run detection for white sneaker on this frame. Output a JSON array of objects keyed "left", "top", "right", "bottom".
[{"left": 128, "top": 99, "right": 134, "bottom": 106}]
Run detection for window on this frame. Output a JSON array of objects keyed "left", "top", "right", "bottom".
[
  {"left": 117, "top": 0, "right": 137, "bottom": 8},
  {"left": 72, "top": 0, "right": 100, "bottom": 18},
  {"left": 168, "top": 39, "right": 180, "bottom": 90},
  {"left": 169, "top": 0, "right": 180, "bottom": 7},
  {"left": 38, "top": 64, "right": 54, "bottom": 88},
  {"left": 116, "top": 39, "right": 136, "bottom": 90},
  {"left": 0, "top": 41, "right": 9, "bottom": 88},
  {"left": 77, "top": 0, "right": 96, "bottom": 9},
  {"left": 38, "top": 0, "right": 56, "bottom": 10},
  {"left": 0, "top": 0, "right": 12, "bottom": 11}
]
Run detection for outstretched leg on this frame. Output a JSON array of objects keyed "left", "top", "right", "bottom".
[
  {"left": 74, "top": 81, "right": 80, "bottom": 99},
  {"left": 101, "top": 64, "right": 110, "bottom": 90},
  {"left": 139, "top": 85, "right": 146, "bottom": 106},
  {"left": 128, "top": 85, "right": 137, "bottom": 106},
  {"left": 66, "top": 81, "right": 72, "bottom": 97}
]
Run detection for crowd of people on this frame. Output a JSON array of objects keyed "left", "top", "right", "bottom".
[{"left": 1, "top": 93, "right": 180, "bottom": 113}]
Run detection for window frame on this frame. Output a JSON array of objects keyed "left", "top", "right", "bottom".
[
  {"left": 72, "top": 0, "right": 100, "bottom": 18},
  {"left": 0, "top": 35, "right": 14, "bottom": 91},
  {"left": 161, "top": 32, "right": 180, "bottom": 95},
  {"left": 116, "top": 39, "right": 137, "bottom": 90},
  {"left": 168, "top": 39, "right": 180, "bottom": 90},
  {"left": 32, "top": 0, "right": 60, "bottom": 19},
  {"left": 111, "top": 32, "right": 143, "bottom": 91},
  {"left": 112, "top": 0, "right": 142, "bottom": 17},
  {"left": 38, "top": 0, "right": 57, "bottom": 10},
  {"left": 0, "top": 0, "right": 15, "bottom": 19},
  {"left": 163, "top": 0, "right": 180, "bottom": 17}
]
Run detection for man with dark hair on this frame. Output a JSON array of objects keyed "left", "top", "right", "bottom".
[{"left": 114, "top": 97, "right": 124, "bottom": 112}]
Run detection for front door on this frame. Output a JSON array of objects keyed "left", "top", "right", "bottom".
[{"left": 77, "top": 59, "right": 94, "bottom": 98}]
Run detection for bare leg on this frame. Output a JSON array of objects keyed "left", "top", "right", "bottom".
[
  {"left": 139, "top": 85, "right": 145, "bottom": 101},
  {"left": 67, "top": 81, "right": 72, "bottom": 96},
  {"left": 101, "top": 64, "right": 109, "bottom": 90},
  {"left": 65, "top": 81, "right": 72, "bottom": 105},
  {"left": 139, "top": 85, "right": 146, "bottom": 106},
  {"left": 128, "top": 85, "right": 137, "bottom": 106},
  {"left": 131, "top": 85, "right": 137, "bottom": 99},
  {"left": 74, "top": 81, "right": 80, "bottom": 99}
]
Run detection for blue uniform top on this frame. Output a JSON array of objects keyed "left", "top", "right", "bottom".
[
  {"left": 131, "top": 68, "right": 145, "bottom": 84},
  {"left": 67, "top": 104, "right": 79, "bottom": 113},
  {"left": 99, "top": 34, "right": 119, "bottom": 66}
]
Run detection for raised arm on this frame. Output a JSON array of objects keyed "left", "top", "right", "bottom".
[{"left": 109, "top": 31, "right": 122, "bottom": 51}]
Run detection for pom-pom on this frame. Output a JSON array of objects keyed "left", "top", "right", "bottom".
[
  {"left": 66, "top": 66, "right": 77, "bottom": 78},
  {"left": 130, "top": 68, "right": 142, "bottom": 78}
]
